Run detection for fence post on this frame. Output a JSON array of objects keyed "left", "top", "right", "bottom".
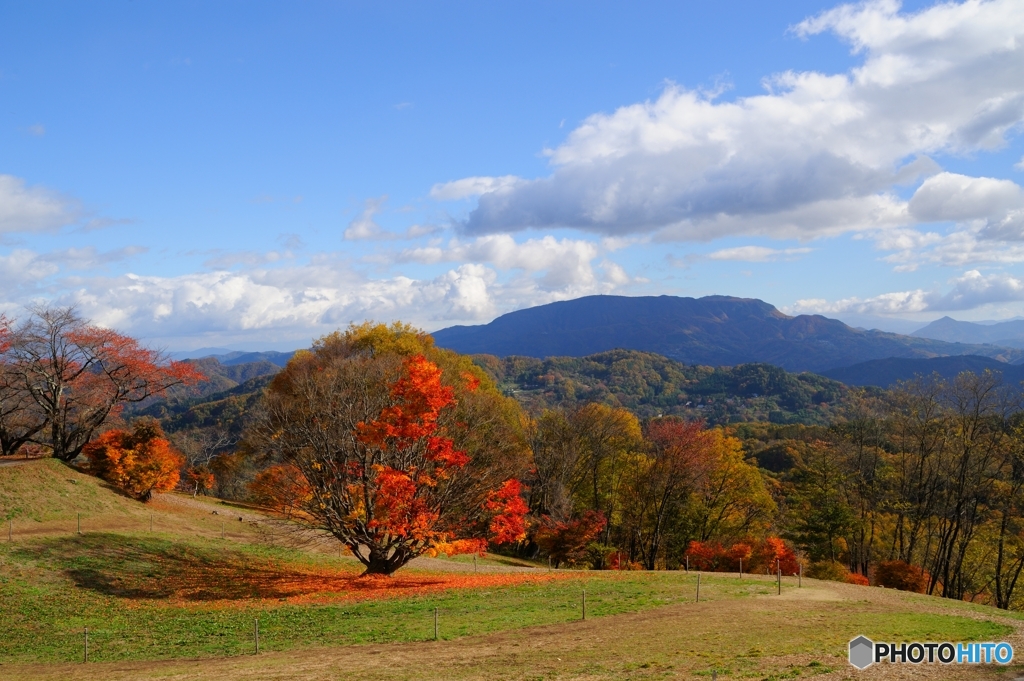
[
  {"left": 77, "top": 513, "right": 81, "bottom": 535},
  {"left": 83, "top": 627, "right": 88, "bottom": 663},
  {"left": 686, "top": 555, "right": 689, "bottom": 572},
  {"left": 434, "top": 607, "right": 438, "bottom": 640},
  {"left": 696, "top": 573, "right": 701, "bottom": 603},
  {"left": 582, "top": 590, "right": 586, "bottom": 621},
  {"left": 254, "top": 618, "right": 259, "bottom": 654},
  {"left": 150, "top": 514, "right": 153, "bottom": 532},
  {"left": 777, "top": 566, "right": 781, "bottom": 595},
  {"left": 739, "top": 558, "right": 742, "bottom": 578}
]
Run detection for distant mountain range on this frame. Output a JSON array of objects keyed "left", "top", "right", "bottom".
[
  {"left": 170, "top": 349, "right": 298, "bottom": 367},
  {"left": 911, "top": 316, "right": 1024, "bottom": 349},
  {"left": 821, "top": 355, "right": 1024, "bottom": 389},
  {"left": 433, "top": 295, "right": 1023, "bottom": 373}
]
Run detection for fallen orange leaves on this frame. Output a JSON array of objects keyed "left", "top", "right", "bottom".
[{"left": 119, "top": 558, "right": 568, "bottom": 609}]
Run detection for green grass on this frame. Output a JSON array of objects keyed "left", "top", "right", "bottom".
[
  {"left": 1, "top": 459, "right": 1019, "bottom": 678},
  {"left": 0, "top": 531, "right": 1013, "bottom": 666}
]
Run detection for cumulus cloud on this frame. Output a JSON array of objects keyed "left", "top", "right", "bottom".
[
  {"left": 450, "top": 0, "right": 1024, "bottom": 241},
  {"left": 395, "top": 235, "right": 637, "bottom": 294},
  {"left": 791, "top": 269, "right": 1024, "bottom": 315},
  {"left": 0, "top": 174, "right": 80, "bottom": 234},
  {"left": 54, "top": 253, "right": 630, "bottom": 344}
]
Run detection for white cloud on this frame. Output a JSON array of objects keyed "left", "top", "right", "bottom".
[
  {"left": 430, "top": 176, "right": 523, "bottom": 201},
  {"left": 395, "top": 234, "right": 639, "bottom": 293},
  {"left": 707, "top": 245, "right": 813, "bottom": 262},
  {"left": 791, "top": 269, "right": 1024, "bottom": 315},
  {"left": 451, "top": 0, "right": 1024, "bottom": 240},
  {"left": 0, "top": 175, "right": 79, "bottom": 234},
  {"left": 344, "top": 196, "right": 391, "bottom": 240}
]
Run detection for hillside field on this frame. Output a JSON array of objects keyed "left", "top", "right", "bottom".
[{"left": 1, "top": 459, "right": 1023, "bottom": 680}]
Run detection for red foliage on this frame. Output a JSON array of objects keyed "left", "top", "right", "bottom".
[
  {"left": 845, "top": 572, "right": 870, "bottom": 586},
  {"left": 83, "top": 420, "right": 184, "bottom": 501},
  {"left": 684, "top": 536, "right": 801, "bottom": 574},
  {"left": 755, "top": 536, "right": 801, "bottom": 575},
  {"left": 875, "top": 560, "right": 928, "bottom": 593},
  {"left": 485, "top": 479, "right": 529, "bottom": 544},
  {"left": 534, "top": 510, "right": 607, "bottom": 568}
]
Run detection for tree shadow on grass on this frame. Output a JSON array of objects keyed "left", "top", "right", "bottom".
[{"left": 14, "top": 533, "right": 448, "bottom": 602}]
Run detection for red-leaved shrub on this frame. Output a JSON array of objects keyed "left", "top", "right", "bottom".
[
  {"left": 875, "top": 560, "right": 928, "bottom": 593},
  {"left": 845, "top": 572, "right": 870, "bottom": 586},
  {"left": 684, "top": 536, "right": 801, "bottom": 574}
]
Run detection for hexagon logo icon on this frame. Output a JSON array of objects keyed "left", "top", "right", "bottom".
[{"left": 849, "top": 636, "right": 874, "bottom": 670}]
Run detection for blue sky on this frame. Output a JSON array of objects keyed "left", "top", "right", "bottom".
[{"left": 2, "top": 0, "right": 1024, "bottom": 350}]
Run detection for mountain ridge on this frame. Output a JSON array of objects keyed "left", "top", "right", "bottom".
[{"left": 433, "top": 294, "right": 1022, "bottom": 373}]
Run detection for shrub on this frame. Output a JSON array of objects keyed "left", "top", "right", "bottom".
[
  {"left": 806, "top": 560, "right": 850, "bottom": 582},
  {"left": 875, "top": 560, "right": 928, "bottom": 593},
  {"left": 845, "top": 572, "right": 870, "bottom": 586}
]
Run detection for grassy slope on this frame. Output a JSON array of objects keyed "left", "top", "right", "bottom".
[{"left": 2, "top": 459, "right": 1023, "bottom": 680}]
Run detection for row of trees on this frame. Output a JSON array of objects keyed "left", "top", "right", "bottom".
[
  {"left": 524, "top": 403, "right": 776, "bottom": 570},
  {"left": 786, "top": 371, "right": 1024, "bottom": 608}
]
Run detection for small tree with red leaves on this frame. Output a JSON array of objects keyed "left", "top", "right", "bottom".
[
  {"left": 245, "top": 323, "right": 529, "bottom": 575},
  {"left": 534, "top": 510, "right": 607, "bottom": 568},
  {"left": 83, "top": 419, "right": 184, "bottom": 501}
]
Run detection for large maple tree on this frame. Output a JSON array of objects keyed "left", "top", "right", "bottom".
[{"left": 246, "top": 323, "right": 529, "bottom": 575}]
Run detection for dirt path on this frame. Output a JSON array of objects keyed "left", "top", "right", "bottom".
[{"left": 5, "top": 581, "right": 1021, "bottom": 681}]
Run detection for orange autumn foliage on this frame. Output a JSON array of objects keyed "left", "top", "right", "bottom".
[
  {"left": 247, "top": 325, "right": 529, "bottom": 576},
  {"left": 249, "top": 464, "right": 311, "bottom": 517},
  {"left": 83, "top": 420, "right": 184, "bottom": 502}
]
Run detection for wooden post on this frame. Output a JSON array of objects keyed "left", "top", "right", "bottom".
[
  {"left": 77, "top": 513, "right": 81, "bottom": 535},
  {"left": 83, "top": 627, "right": 88, "bottom": 663},
  {"left": 712, "top": 670, "right": 717, "bottom": 681},
  {"left": 582, "top": 590, "right": 586, "bottom": 620},
  {"left": 150, "top": 514, "right": 153, "bottom": 532},
  {"left": 254, "top": 618, "right": 259, "bottom": 654},
  {"left": 686, "top": 555, "right": 689, "bottom": 572},
  {"left": 739, "top": 558, "right": 742, "bottom": 577},
  {"left": 777, "top": 565, "right": 781, "bottom": 595},
  {"left": 434, "top": 607, "right": 438, "bottom": 640},
  {"left": 696, "top": 573, "right": 701, "bottom": 603},
  {"left": 473, "top": 555, "right": 477, "bottom": 572}
]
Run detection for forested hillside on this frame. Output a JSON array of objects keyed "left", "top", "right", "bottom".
[{"left": 475, "top": 349, "right": 853, "bottom": 425}]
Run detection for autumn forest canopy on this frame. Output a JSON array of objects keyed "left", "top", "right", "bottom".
[{"left": 7, "top": 309, "right": 1024, "bottom": 609}]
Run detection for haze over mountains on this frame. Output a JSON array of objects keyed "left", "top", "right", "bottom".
[
  {"left": 911, "top": 317, "right": 1024, "bottom": 349},
  {"left": 432, "top": 295, "right": 1022, "bottom": 373}
]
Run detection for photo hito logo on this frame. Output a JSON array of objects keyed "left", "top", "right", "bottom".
[{"left": 849, "top": 636, "right": 1014, "bottom": 669}]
